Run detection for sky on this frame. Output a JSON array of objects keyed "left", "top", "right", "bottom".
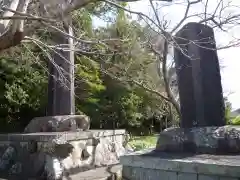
[{"left": 93, "top": 0, "right": 240, "bottom": 110}]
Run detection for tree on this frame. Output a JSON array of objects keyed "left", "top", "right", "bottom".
[
  {"left": 0, "top": 5, "right": 171, "bottom": 134},
  {"left": 0, "top": 0, "right": 172, "bottom": 51},
  {"left": 0, "top": 44, "right": 48, "bottom": 132},
  {"left": 74, "top": 8, "right": 172, "bottom": 133}
]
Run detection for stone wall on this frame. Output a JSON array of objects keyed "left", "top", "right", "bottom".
[
  {"left": 0, "top": 129, "right": 127, "bottom": 179},
  {"left": 120, "top": 149, "right": 240, "bottom": 180}
]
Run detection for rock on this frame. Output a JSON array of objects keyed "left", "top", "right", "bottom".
[
  {"left": 155, "top": 125, "right": 240, "bottom": 154},
  {"left": 9, "top": 162, "right": 22, "bottom": 175},
  {"left": 82, "top": 146, "right": 94, "bottom": 159},
  {"left": 94, "top": 138, "right": 124, "bottom": 166},
  {"left": 125, "top": 144, "right": 134, "bottom": 153},
  {"left": 24, "top": 115, "right": 90, "bottom": 133},
  {"left": 0, "top": 146, "right": 16, "bottom": 171},
  {"left": 123, "top": 134, "right": 130, "bottom": 147},
  {"left": 114, "top": 141, "right": 126, "bottom": 157},
  {"left": 0, "top": 144, "right": 47, "bottom": 179},
  {"left": 54, "top": 143, "right": 74, "bottom": 159},
  {"left": 44, "top": 155, "right": 64, "bottom": 180}
]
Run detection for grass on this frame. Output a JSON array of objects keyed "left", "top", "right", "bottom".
[
  {"left": 128, "top": 135, "right": 158, "bottom": 151},
  {"left": 231, "top": 116, "right": 240, "bottom": 125}
]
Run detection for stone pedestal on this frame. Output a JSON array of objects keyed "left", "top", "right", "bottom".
[
  {"left": 121, "top": 126, "right": 240, "bottom": 180},
  {"left": 120, "top": 149, "right": 240, "bottom": 180},
  {"left": 24, "top": 115, "right": 90, "bottom": 133},
  {"left": 156, "top": 126, "right": 240, "bottom": 154}
]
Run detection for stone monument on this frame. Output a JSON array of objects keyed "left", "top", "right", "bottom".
[
  {"left": 25, "top": 20, "right": 90, "bottom": 133},
  {"left": 47, "top": 22, "right": 75, "bottom": 116},
  {"left": 0, "top": 21, "right": 127, "bottom": 180},
  {"left": 120, "top": 22, "right": 240, "bottom": 180},
  {"left": 155, "top": 23, "right": 240, "bottom": 154},
  {"left": 174, "top": 22, "right": 225, "bottom": 128}
]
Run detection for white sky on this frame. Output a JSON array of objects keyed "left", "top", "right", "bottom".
[{"left": 93, "top": 0, "right": 240, "bottom": 110}]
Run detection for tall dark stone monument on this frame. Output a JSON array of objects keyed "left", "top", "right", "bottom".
[
  {"left": 174, "top": 22, "right": 225, "bottom": 128},
  {"left": 121, "top": 22, "right": 240, "bottom": 180},
  {"left": 155, "top": 23, "right": 238, "bottom": 154},
  {"left": 24, "top": 22, "right": 92, "bottom": 133},
  {"left": 47, "top": 23, "right": 75, "bottom": 116}
]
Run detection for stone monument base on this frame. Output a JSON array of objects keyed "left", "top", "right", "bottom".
[
  {"left": 120, "top": 148, "right": 240, "bottom": 180},
  {"left": 24, "top": 115, "right": 91, "bottom": 133},
  {"left": 0, "top": 129, "right": 126, "bottom": 179},
  {"left": 156, "top": 125, "right": 240, "bottom": 154}
]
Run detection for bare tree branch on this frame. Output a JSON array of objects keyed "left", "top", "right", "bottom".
[
  {"left": 0, "top": 0, "right": 20, "bottom": 31},
  {"left": 161, "top": 39, "right": 180, "bottom": 115},
  {"left": 171, "top": 0, "right": 201, "bottom": 33}
]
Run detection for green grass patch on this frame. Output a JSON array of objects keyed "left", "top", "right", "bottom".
[
  {"left": 128, "top": 135, "right": 158, "bottom": 151},
  {"left": 231, "top": 116, "right": 240, "bottom": 125}
]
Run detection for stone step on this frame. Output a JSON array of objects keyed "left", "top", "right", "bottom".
[{"left": 63, "top": 164, "right": 122, "bottom": 180}]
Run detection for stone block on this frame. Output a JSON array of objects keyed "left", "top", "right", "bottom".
[
  {"left": 198, "top": 175, "right": 219, "bottom": 180},
  {"left": 156, "top": 126, "right": 240, "bottom": 154},
  {"left": 122, "top": 166, "right": 177, "bottom": 180},
  {"left": 177, "top": 173, "right": 197, "bottom": 180},
  {"left": 219, "top": 177, "right": 238, "bottom": 180}
]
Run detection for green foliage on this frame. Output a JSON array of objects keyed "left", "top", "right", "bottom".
[
  {"left": 223, "top": 97, "right": 240, "bottom": 125},
  {"left": 231, "top": 116, "right": 240, "bottom": 125},
  {"left": 224, "top": 97, "right": 232, "bottom": 124},
  {"left": 0, "top": 5, "right": 173, "bottom": 135},
  {"left": 0, "top": 47, "right": 48, "bottom": 132},
  {"left": 128, "top": 136, "right": 157, "bottom": 151},
  {"left": 72, "top": 9, "right": 93, "bottom": 37}
]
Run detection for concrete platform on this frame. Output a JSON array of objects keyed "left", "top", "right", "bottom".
[{"left": 120, "top": 148, "right": 240, "bottom": 180}]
